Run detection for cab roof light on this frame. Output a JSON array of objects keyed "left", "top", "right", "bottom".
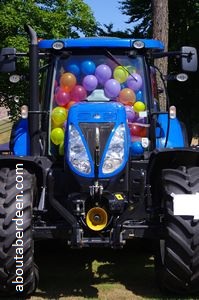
[
  {"left": 133, "top": 40, "right": 145, "bottom": 49},
  {"left": 52, "top": 41, "right": 64, "bottom": 50}
]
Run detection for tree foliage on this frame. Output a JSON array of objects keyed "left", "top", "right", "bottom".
[
  {"left": 118, "top": 0, "right": 199, "bottom": 135},
  {"left": 0, "top": 0, "right": 97, "bottom": 119}
]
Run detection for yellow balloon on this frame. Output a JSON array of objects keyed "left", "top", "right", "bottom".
[
  {"left": 113, "top": 66, "right": 128, "bottom": 83},
  {"left": 133, "top": 101, "right": 146, "bottom": 113},
  {"left": 50, "top": 128, "right": 64, "bottom": 145},
  {"left": 51, "top": 106, "right": 67, "bottom": 126}
]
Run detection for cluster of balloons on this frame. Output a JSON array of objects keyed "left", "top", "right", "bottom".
[
  {"left": 50, "top": 106, "right": 67, "bottom": 155},
  {"left": 50, "top": 59, "right": 148, "bottom": 156}
]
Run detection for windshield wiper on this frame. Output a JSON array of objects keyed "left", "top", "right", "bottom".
[{"left": 105, "top": 49, "right": 137, "bottom": 82}]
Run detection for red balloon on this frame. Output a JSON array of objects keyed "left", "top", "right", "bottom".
[
  {"left": 71, "top": 85, "right": 87, "bottom": 102},
  {"left": 130, "top": 124, "right": 147, "bottom": 137},
  {"left": 54, "top": 87, "right": 70, "bottom": 106}
]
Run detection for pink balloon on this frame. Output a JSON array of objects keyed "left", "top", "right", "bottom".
[
  {"left": 71, "top": 85, "right": 87, "bottom": 102},
  {"left": 54, "top": 87, "right": 70, "bottom": 106},
  {"left": 127, "top": 73, "right": 143, "bottom": 92}
]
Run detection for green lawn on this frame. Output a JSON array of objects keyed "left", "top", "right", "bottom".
[{"left": 29, "top": 240, "right": 197, "bottom": 300}]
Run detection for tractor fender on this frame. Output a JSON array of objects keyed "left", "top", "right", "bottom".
[
  {"left": 10, "top": 118, "right": 30, "bottom": 155},
  {"left": 156, "top": 114, "right": 187, "bottom": 148},
  {"left": 147, "top": 148, "right": 199, "bottom": 187}
]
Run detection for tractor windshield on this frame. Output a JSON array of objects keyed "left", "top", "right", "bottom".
[
  {"left": 53, "top": 53, "right": 147, "bottom": 105},
  {"left": 50, "top": 52, "right": 149, "bottom": 156}
]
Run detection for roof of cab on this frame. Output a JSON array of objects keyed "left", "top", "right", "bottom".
[{"left": 38, "top": 37, "right": 164, "bottom": 51}]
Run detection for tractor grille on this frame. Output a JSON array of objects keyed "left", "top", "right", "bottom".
[{"left": 79, "top": 122, "right": 114, "bottom": 161}]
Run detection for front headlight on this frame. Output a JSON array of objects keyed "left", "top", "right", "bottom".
[
  {"left": 68, "top": 124, "right": 91, "bottom": 174},
  {"left": 102, "top": 124, "right": 125, "bottom": 174}
]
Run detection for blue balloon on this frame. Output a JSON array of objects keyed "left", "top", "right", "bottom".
[
  {"left": 81, "top": 60, "right": 96, "bottom": 75},
  {"left": 131, "top": 141, "right": 144, "bottom": 155},
  {"left": 136, "top": 90, "right": 143, "bottom": 102},
  {"left": 66, "top": 63, "right": 80, "bottom": 77}
]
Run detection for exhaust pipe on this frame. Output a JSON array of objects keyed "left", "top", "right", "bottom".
[{"left": 24, "top": 25, "right": 40, "bottom": 155}]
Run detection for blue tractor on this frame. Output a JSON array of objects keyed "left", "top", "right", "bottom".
[{"left": 0, "top": 25, "right": 198, "bottom": 296}]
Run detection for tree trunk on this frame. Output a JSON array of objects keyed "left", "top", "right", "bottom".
[{"left": 152, "top": 0, "right": 169, "bottom": 110}]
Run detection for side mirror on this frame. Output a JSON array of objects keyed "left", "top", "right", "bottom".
[
  {"left": 181, "top": 46, "right": 198, "bottom": 72},
  {"left": 0, "top": 48, "right": 16, "bottom": 73}
]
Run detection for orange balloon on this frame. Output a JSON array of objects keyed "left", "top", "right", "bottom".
[
  {"left": 65, "top": 100, "right": 76, "bottom": 110},
  {"left": 60, "top": 72, "right": 76, "bottom": 91},
  {"left": 118, "top": 88, "right": 136, "bottom": 106}
]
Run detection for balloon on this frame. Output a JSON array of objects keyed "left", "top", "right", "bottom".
[
  {"left": 65, "top": 63, "right": 80, "bottom": 77},
  {"left": 136, "top": 90, "right": 143, "bottom": 101},
  {"left": 133, "top": 101, "right": 146, "bottom": 113},
  {"left": 51, "top": 106, "right": 67, "bottom": 126},
  {"left": 83, "top": 75, "right": 98, "bottom": 91},
  {"left": 125, "top": 106, "right": 136, "bottom": 123},
  {"left": 95, "top": 64, "right": 112, "bottom": 85},
  {"left": 104, "top": 79, "right": 121, "bottom": 98},
  {"left": 71, "top": 85, "right": 87, "bottom": 102},
  {"left": 127, "top": 73, "right": 143, "bottom": 92},
  {"left": 50, "top": 128, "right": 64, "bottom": 145},
  {"left": 126, "top": 65, "right": 136, "bottom": 74},
  {"left": 54, "top": 80, "right": 58, "bottom": 90},
  {"left": 136, "top": 117, "right": 146, "bottom": 124},
  {"left": 65, "top": 100, "right": 76, "bottom": 110},
  {"left": 130, "top": 124, "right": 147, "bottom": 137},
  {"left": 131, "top": 141, "right": 144, "bottom": 155},
  {"left": 54, "top": 87, "right": 70, "bottom": 106},
  {"left": 113, "top": 66, "right": 128, "bottom": 83},
  {"left": 81, "top": 60, "right": 96, "bottom": 75},
  {"left": 60, "top": 72, "right": 76, "bottom": 91},
  {"left": 118, "top": 88, "right": 136, "bottom": 106}
]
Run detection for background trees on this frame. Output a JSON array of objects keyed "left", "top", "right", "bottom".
[
  {"left": 0, "top": 0, "right": 97, "bottom": 118},
  {"left": 118, "top": 0, "right": 199, "bottom": 135},
  {"left": 0, "top": 0, "right": 198, "bottom": 135}
]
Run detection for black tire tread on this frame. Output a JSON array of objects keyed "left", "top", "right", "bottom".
[
  {"left": 0, "top": 167, "right": 37, "bottom": 296},
  {"left": 156, "top": 166, "right": 199, "bottom": 294}
]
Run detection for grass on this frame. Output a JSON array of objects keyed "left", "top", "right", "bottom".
[{"left": 27, "top": 240, "right": 197, "bottom": 300}]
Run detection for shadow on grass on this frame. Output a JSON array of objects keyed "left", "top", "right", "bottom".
[{"left": 29, "top": 239, "right": 198, "bottom": 300}]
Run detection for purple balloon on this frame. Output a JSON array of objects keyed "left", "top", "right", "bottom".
[
  {"left": 125, "top": 105, "right": 136, "bottom": 122},
  {"left": 83, "top": 75, "right": 98, "bottom": 91},
  {"left": 136, "top": 117, "right": 147, "bottom": 124},
  {"left": 127, "top": 73, "right": 143, "bottom": 92},
  {"left": 95, "top": 64, "right": 112, "bottom": 85},
  {"left": 104, "top": 79, "right": 121, "bottom": 98}
]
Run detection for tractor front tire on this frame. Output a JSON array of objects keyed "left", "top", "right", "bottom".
[
  {"left": 0, "top": 168, "right": 38, "bottom": 297},
  {"left": 155, "top": 166, "right": 199, "bottom": 295}
]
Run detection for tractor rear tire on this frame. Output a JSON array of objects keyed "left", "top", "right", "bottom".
[
  {"left": 155, "top": 166, "right": 199, "bottom": 295},
  {"left": 0, "top": 167, "right": 38, "bottom": 297}
]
